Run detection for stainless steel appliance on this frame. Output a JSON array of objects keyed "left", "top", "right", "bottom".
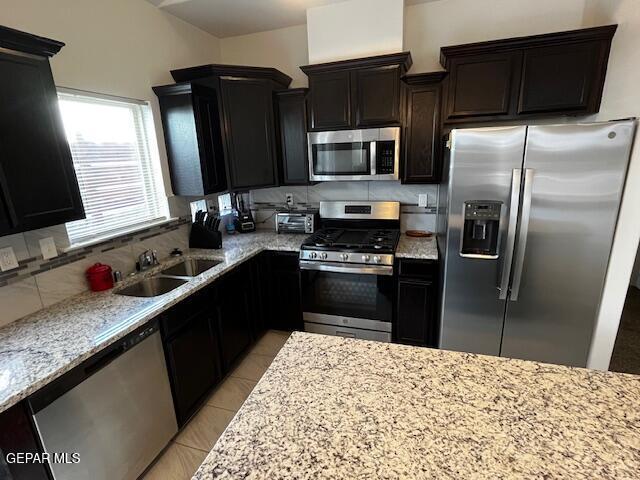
[
  {"left": 300, "top": 201, "right": 400, "bottom": 341},
  {"left": 30, "top": 322, "right": 178, "bottom": 480},
  {"left": 276, "top": 211, "right": 319, "bottom": 234},
  {"left": 307, "top": 127, "right": 400, "bottom": 181},
  {"left": 438, "top": 120, "right": 637, "bottom": 367}
]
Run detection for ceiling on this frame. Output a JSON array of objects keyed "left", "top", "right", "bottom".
[{"left": 146, "top": 0, "right": 436, "bottom": 38}]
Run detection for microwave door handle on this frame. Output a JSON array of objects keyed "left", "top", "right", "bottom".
[
  {"left": 510, "top": 168, "right": 534, "bottom": 301},
  {"left": 498, "top": 169, "right": 522, "bottom": 300},
  {"left": 370, "top": 141, "right": 376, "bottom": 175}
]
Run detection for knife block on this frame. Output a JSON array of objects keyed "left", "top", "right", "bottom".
[{"left": 189, "top": 223, "right": 222, "bottom": 249}]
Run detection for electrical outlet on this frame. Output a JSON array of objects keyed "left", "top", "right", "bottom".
[
  {"left": 39, "top": 237, "right": 58, "bottom": 260},
  {"left": 0, "top": 246, "right": 19, "bottom": 272},
  {"left": 418, "top": 194, "right": 429, "bottom": 207},
  {"left": 285, "top": 193, "right": 294, "bottom": 207}
]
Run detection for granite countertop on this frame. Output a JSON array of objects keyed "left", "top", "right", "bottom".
[
  {"left": 195, "top": 332, "right": 640, "bottom": 479},
  {"left": 396, "top": 234, "right": 438, "bottom": 259},
  {"left": 0, "top": 231, "right": 436, "bottom": 413}
]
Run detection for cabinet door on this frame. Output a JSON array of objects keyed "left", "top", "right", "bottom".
[
  {"left": 396, "top": 279, "right": 437, "bottom": 347},
  {"left": 221, "top": 78, "right": 278, "bottom": 190},
  {"left": 217, "top": 267, "right": 253, "bottom": 371},
  {"left": 403, "top": 83, "right": 441, "bottom": 184},
  {"left": 444, "top": 52, "right": 521, "bottom": 121},
  {"left": 164, "top": 313, "right": 220, "bottom": 426},
  {"left": 0, "top": 191, "right": 13, "bottom": 236},
  {"left": 268, "top": 253, "right": 302, "bottom": 331},
  {"left": 0, "top": 51, "right": 84, "bottom": 233},
  {"left": 193, "top": 89, "right": 227, "bottom": 193},
  {"left": 0, "top": 402, "right": 50, "bottom": 480},
  {"left": 308, "top": 71, "right": 351, "bottom": 130},
  {"left": 518, "top": 41, "right": 606, "bottom": 115},
  {"left": 355, "top": 66, "right": 401, "bottom": 127},
  {"left": 276, "top": 90, "right": 309, "bottom": 185}
]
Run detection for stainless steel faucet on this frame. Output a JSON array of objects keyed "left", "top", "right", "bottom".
[{"left": 137, "top": 249, "right": 159, "bottom": 271}]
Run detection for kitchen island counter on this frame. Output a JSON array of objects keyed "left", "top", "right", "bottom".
[{"left": 194, "top": 332, "right": 640, "bottom": 479}]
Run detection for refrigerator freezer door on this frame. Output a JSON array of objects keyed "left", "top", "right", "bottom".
[
  {"left": 440, "top": 126, "right": 527, "bottom": 355},
  {"left": 501, "top": 121, "right": 637, "bottom": 367}
]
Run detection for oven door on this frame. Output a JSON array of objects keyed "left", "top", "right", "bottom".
[
  {"left": 308, "top": 129, "right": 378, "bottom": 181},
  {"left": 300, "top": 262, "right": 394, "bottom": 341}
]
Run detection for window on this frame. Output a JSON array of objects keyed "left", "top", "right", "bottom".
[{"left": 58, "top": 90, "right": 169, "bottom": 246}]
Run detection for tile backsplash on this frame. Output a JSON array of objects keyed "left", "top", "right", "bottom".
[
  {"left": 0, "top": 182, "right": 436, "bottom": 328},
  {"left": 250, "top": 181, "right": 438, "bottom": 232},
  {"left": 0, "top": 217, "right": 191, "bottom": 328}
]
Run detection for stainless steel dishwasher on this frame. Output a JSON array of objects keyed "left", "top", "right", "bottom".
[{"left": 29, "top": 321, "right": 178, "bottom": 480}]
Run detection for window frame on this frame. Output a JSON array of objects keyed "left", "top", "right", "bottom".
[{"left": 57, "top": 88, "right": 170, "bottom": 248}]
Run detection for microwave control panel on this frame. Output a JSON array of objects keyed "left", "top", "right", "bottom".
[{"left": 375, "top": 140, "right": 396, "bottom": 175}]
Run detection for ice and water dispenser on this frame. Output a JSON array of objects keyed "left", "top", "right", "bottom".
[{"left": 460, "top": 201, "right": 502, "bottom": 258}]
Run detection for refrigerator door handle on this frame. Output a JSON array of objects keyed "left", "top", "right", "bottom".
[
  {"left": 510, "top": 168, "right": 534, "bottom": 301},
  {"left": 498, "top": 169, "right": 522, "bottom": 300}
]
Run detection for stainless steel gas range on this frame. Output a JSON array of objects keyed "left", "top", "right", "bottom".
[{"left": 299, "top": 201, "right": 400, "bottom": 342}]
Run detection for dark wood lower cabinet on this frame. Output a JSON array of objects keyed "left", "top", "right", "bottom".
[
  {"left": 265, "top": 252, "right": 303, "bottom": 332},
  {"left": 161, "top": 289, "right": 221, "bottom": 427},
  {"left": 395, "top": 260, "right": 439, "bottom": 347},
  {"left": 216, "top": 265, "right": 253, "bottom": 372},
  {"left": 0, "top": 402, "right": 50, "bottom": 480}
]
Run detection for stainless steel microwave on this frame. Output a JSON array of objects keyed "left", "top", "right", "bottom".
[{"left": 307, "top": 127, "right": 400, "bottom": 181}]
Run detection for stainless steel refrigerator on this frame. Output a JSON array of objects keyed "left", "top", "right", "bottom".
[{"left": 438, "top": 120, "right": 637, "bottom": 367}]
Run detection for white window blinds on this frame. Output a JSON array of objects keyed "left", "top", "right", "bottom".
[{"left": 58, "top": 90, "right": 169, "bottom": 246}]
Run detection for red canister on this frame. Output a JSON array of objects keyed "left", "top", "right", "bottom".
[{"left": 86, "top": 263, "right": 114, "bottom": 292}]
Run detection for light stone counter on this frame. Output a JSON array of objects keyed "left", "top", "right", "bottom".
[
  {"left": 396, "top": 235, "right": 438, "bottom": 260},
  {"left": 0, "top": 232, "right": 300, "bottom": 413},
  {"left": 0, "top": 231, "right": 436, "bottom": 413},
  {"left": 194, "top": 332, "right": 640, "bottom": 480}
]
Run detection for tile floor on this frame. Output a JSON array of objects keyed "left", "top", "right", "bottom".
[
  {"left": 142, "top": 330, "right": 291, "bottom": 480},
  {"left": 610, "top": 286, "right": 640, "bottom": 375}
]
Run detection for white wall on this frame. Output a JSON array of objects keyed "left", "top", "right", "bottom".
[
  {"left": 220, "top": 24, "right": 309, "bottom": 88},
  {"left": 404, "top": 0, "right": 588, "bottom": 72},
  {"left": 0, "top": 0, "right": 221, "bottom": 196},
  {"left": 584, "top": 0, "right": 640, "bottom": 370},
  {"left": 306, "top": 0, "right": 404, "bottom": 63},
  {"left": 0, "top": 0, "right": 220, "bottom": 327}
]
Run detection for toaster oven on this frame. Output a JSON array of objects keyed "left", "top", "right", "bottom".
[{"left": 275, "top": 212, "right": 318, "bottom": 234}]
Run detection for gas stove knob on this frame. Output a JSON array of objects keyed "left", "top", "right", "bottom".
[
  {"left": 320, "top": 253, "right": 328, "bottom": 260},
  {"left": 340, "top": 253, "right": 349, "bottom": 261},
  {"left": 362, "top": 255, "right": 371, "bottom": 262},
  {"left": 373, "top": 255, "right": 382, "bottom": 264},
  {"left": 310, "top": 252, "right": 318, "bottom": 259}
]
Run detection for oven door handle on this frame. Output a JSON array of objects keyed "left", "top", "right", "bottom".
[{"left": 299, "top": 260, "right": 393, "bottom": 276}]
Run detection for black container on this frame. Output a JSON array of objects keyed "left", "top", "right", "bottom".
[{"left": 189, "top": 222, "right": 222, "bottom": 249}]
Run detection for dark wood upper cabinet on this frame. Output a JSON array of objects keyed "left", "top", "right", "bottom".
[
  {"left": 355, "top": 65, "right": 402, "bottom": 127},
  {"left": 301, "top": 52, "right": 412, "bottom": 131},
  {"left": 444, "top": 51, "right": 521, "bottom": 120},
  {"left": 402, "top": 72, "right": 446, "bottom": 184},
  {"left": 306, "top": 70, "right": 351, "bottom": 130},
  {"left": 517, "top": 40, "right": 607, "bottom": 114},
  {"left": 220, "top": 77, "right": 279, "bottom": 190},
  {"left": 440, "top": 25, "right": 616, "bottom": 123},
  {"left": 275, "top": 88, "right": 309, "bottom": 185},
  {"left": 156, "top": 64, "right": 291, "bottom": 192},
  {"left": 0, "top": 25, "right": 84, "bottom": 236},
  {"left": 153, "top": 83, "right": 227, "bottom": 196}
]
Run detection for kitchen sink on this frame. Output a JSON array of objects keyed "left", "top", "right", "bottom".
[
  {"left": 161, "top": 259, "right": 221, "bottom": 277},
  {"left": 115, "top": 276, "right": 188, "bottom": 297}
]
